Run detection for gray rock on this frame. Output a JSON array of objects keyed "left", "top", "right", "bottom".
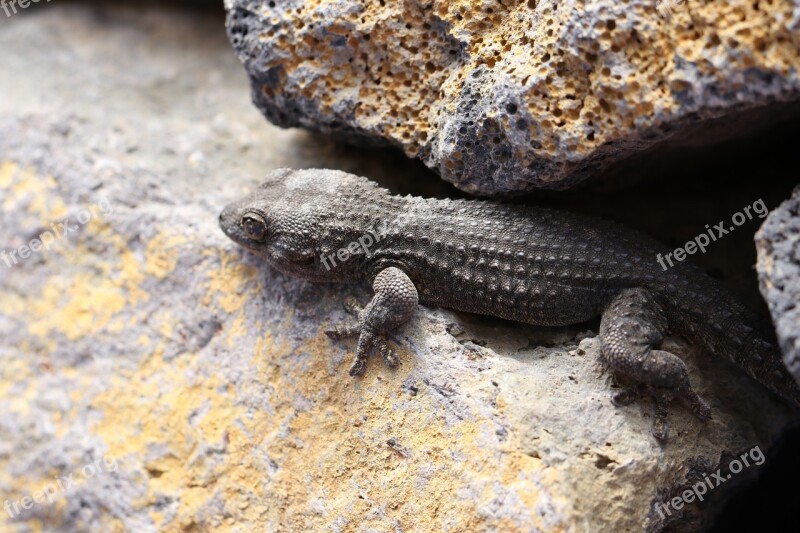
[
  {"left": 0, "top": 3, "right": 797, "bottom": 532},
  {"left": 225, "top": 0, "right": 800, "bottom": 195},
  {"left": 756, "top": 186, "right": 800, "bottom": 385}
]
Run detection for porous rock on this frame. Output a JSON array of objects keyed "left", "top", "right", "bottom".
[
  {"left": 0, "top": 4, "right": 797, "bottom": 533},
  {"left": 226, "top": 0, "right": 800, "bottom": 194}
]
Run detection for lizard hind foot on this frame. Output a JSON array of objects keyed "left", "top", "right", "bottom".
[
  {"left": 600, "top": 288, "right": 711, "bottom": 441},
  {"left": 641, "top": 381, "right": 712, "bottom": 442}
]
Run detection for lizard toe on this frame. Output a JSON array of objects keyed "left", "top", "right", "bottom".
[
  {"left": 611, "top": 386, "right": 642, "bottom": 407},
  {"left": 650, "top": 389, "right": 673, "bottom": 441},
  {"left": 651, "top": 413, "right": 669, "bottom": 442},
  {"left": 343, "top": 296, "right": 364, "bottom": 317},
  {"left": 378, "top": 338, "right": 400, "bottom": 369},
  {"left": 349, "top": 357, "right": 368, "bottom": 377},
  {"left": 683, "top": 391, "right": 712, "bottom": 421},
  {"left": 325, "top": 320, "right": 359, "bottom": 339}
]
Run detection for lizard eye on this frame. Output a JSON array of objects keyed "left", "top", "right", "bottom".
[{"left": 241, "top": 213, "right": 267, "bottom": 242}]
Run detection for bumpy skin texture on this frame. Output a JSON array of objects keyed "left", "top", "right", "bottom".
[{"left": 220, "top": 168, "right": 800, "bottom": 440}]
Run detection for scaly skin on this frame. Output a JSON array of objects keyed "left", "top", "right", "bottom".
[{"left": 219, "top": 168, "right": 800, "bottom": 440}]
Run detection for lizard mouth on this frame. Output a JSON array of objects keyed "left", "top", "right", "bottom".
[{"left": 270, "top": 249, "right": 316, "bottom": 270}]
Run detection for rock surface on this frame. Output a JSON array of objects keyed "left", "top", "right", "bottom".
[
  {"left": 756, "top": 186, "right": 800, "bottom": 386},
  {"left": 0, "top": 3, "right": 798, "bottom": 533},
  {"left": 225, "top": 0, "right": 800, "bottom": 195}
]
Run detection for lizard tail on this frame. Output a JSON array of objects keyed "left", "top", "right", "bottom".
[{"left": 655, "top": 269, "right": 800, "bottom": 405}]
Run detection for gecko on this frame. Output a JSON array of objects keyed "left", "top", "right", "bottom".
[{"left": 219, "top": 168, "right": 800, "bottom": 440}]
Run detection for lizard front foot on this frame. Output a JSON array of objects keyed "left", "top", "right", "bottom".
[
  {"left": 325, "top": 297, "right": 399, "bottom": 374},
  {"left": 326, "top": 267, "right": 418, "bottom": 376}
]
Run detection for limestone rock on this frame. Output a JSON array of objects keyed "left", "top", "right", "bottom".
[
  {"left": 1, "top": 4, "right": 798, "bottom": 533},
  {"left": 756, "top": 186, "right": 800, "bottom": 386},
  {"left": 226, "top": 0, "right": 800, "bottom": 194}
]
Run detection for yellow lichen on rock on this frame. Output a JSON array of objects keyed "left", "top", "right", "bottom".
[
  {"left": 4, "top": 163, "right": 567, "bottom": 530},
  {"left": 86, "top": 314, "right": 566, "bottom": 531},
  {"left": 202, "top": 249, "right": 262, "bottom": 314},
  {"left": 229, "top": 0, "right": 800, "bottom": 192}
]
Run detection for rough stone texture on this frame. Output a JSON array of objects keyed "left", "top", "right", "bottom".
[
  {"left": 225, "top": 0, "right": 800, "bottom": 195},
  {"left": 1, "top": 3, "right": 798, "bottom": 533},
  {"left": 756, "top": 186, "right": 800, "bottom": 386}
]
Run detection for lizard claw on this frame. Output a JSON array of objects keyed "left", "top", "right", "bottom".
[
  {"left": 377, "top": 336, "right": 400, "bottom": 368},
  {"left": 652, "top": 416, "right": 669, "bottom": 441},
  {"left": 348, "top": 355, "right": 368, "bottom": 376}
]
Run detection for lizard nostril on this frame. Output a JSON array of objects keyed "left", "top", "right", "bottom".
[{"left": 218, "top": 210, "right": 230, "bottom": 232}]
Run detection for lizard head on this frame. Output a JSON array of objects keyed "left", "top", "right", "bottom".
[{"left": 219, "top": 168, "right": 384, "bottom": 282}]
